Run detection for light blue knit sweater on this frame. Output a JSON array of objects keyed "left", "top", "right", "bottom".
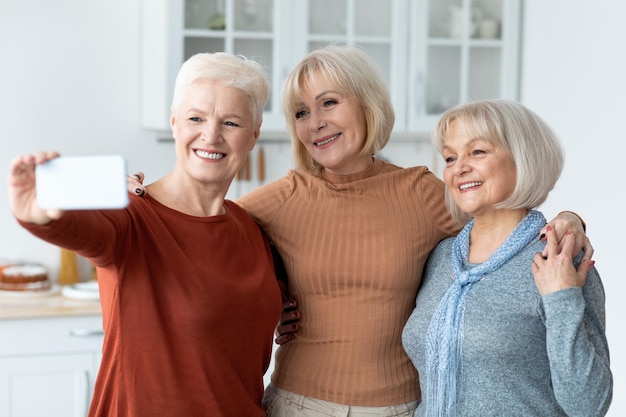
[{"left": 402, "top": 234, "right": 613, "bottom": 417}]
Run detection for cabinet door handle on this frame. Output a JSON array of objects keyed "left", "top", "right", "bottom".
[
  {"left": 414, "top": 71, "right": 424, "bottom": 115},
  {"left": 70, "top": 328, "right": 104, "bottom": 337},
  {"left": 76, "top": 370, "right": 90, "bottom": 417}
]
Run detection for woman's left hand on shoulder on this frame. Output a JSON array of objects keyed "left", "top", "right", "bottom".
[{"left": 532, "top": 226, "right": 595, "bottom": 296}]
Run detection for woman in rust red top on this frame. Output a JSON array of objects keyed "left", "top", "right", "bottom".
[{"left": 8, "top": 52, "right": 282, "bottom": 417}]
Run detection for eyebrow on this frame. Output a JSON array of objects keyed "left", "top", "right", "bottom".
[
  {"left": 186, "top": 108, "right": 245, "bottom": 120},
  {"left": 442, "top": 136, "right": 488, "bottom": 151},
  {"left": 315, "top": 90, "right": 339, "bottom": 100},
  {"left": 293, "top": 90, "right": 342, "bottom": 108},
  {"left": 315, "top": 90, "right": 332, "bottom": 100}
]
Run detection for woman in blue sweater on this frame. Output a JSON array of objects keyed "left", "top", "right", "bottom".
[{"left": 402, "top": 99, "right": 612, "bottom": 417}]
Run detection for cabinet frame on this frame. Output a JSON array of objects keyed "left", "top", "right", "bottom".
[{"left": 141, "top": 0, "right": 522, "bottom": 140}]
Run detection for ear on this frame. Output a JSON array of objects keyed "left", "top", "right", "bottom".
[
  {"left": 248, "top": 123, "right": 261, "bottom": 151},
  {"left": 169, "top": 110, "right": 176, "bottom": 132}
]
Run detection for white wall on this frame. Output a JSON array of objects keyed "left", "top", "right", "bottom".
[
  {"left": 521, "top": 1, "right": 625, "bottom": 414},
  {"left": 0, "top": 0, "right": 173, "bottom": 269},
  {"left": 0, "top": 0, "right": 622, "bottom": 414}
]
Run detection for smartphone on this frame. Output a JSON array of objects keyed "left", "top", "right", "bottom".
[{"left": 36, "top": 155, "right": 129, "bottom": 210}]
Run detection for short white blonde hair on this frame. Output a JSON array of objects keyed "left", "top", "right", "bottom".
[{"left": 172, "top": 52, "right": 270, "bottom": 126}]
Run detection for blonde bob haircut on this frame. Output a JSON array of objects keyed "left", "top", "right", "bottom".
[
  {"left": 282, "top": 45, "right": 395, "bottom": 173},
  {"left": 171, "top": 52, "right": 270, "bottom": 127},
  {"left": 432, "top": 99, "right": 564, "bottom": 225}
]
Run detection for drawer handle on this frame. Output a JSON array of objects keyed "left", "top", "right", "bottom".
[{"left": 70, "top": 328, "right": 104, "bottom": 337}]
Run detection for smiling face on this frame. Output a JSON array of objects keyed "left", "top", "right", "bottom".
[
  {"left": 442, "top": 118, "right": 518, "bottom": 219},
  {"left": 170, "top": 79, "right": 259, "bottom": 187},
  {"left": 293, "top": 78, "right": 371, "bottom": 176}
]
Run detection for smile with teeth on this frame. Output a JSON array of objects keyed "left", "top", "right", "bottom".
[
  {"left": 195, "top": 150, "right": 224, "bottom": 160},
  {"left": 315, "top": 134, "right": 340, "bottom": 146},
  {"left": 459, "top": 181, "right": 483, "bottom": 190}
]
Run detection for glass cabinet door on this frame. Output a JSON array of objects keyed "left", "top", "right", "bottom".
[
  {"left": 297, "top": 0, "right": 407, "bottom": 133},
  {"left": 182, "top": 0, "right": 280, "bottom": 127},
  {"left": 141, "top": 0, "right": 285, "bottom": 133},
  {"left": 408, "top": 0, "right": 520, "bottom": 130},
  {"left": 306, "top": 0, "right": 394, "bottom": 79}
]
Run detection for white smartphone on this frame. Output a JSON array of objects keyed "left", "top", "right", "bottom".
[{"left": 36, "top": 155, "right": 129, "bottom": 210}]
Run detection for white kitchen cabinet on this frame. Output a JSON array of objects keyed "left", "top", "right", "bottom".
[
  {"left": 141, "top": 0, "right": 521, "bottom": 138},
  {"left": 141, "top": 0, "right": 290, "bottom": 135},
  {"left": 0, "top": 315, "right": 103, "bottom": 417},
  {"left": 286, "top": 0, "right": 409, "bottom": 135},
  {"left": 407, "top": 0, "right": 522, "bottom": 131}
]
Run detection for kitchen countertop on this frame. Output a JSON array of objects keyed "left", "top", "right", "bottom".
[{"left": 0, "top": 290, "right": 101, "bottom": 320}]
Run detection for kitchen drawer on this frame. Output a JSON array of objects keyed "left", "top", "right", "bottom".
[{"left": 0, "top": 315, "right": 103, "bottom": 357}]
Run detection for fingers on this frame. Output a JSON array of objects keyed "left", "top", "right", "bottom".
[
  {"left": 133, "top": 172, "right": 145, "bottom": 183},
  {"left": 9, "top": 152, "right": 59, "bottom": 177},
  {"left": 579, "top": 239, "right": 594, "bottom": 261},
  {"left": 280, "top": 308, "right": 300, "bottom": 324},
  {"left": 275, "top": 333, "right": 294, "bottom": 345},
  {"left": 560, "top": 231, "right": 576, "bottom": 257},
  {"left": 274, "top": 321, "right": 299, "bottom": 345},
  {"left": 275, "top": 321, "right": 299, "bottom": 336},
  {"left": 274, "top": 298, "right": 300, "bottom": 345},
  {"left": 8, "top": 152, "right": 62, "bottom": 225},
  {"left": 282, "top": 298, "right": 297, "bottom": 310},
  {"left": 546, "top": 211, "right": 587, "bottom": 254},
  {"left": 8, "top": 156, "right": 34, "bottom": 181},
  {"left": 534, "top": 229, "right": 593, "bottom": 295},
  {"left": 279, "top": 299, "right": 300, "bottom": 326},
  {"left": 541, "top": 226, "right": 557, "bottom": 258},
  {"left": 576, "top": 259, "right": 595, "bottom": 282},
  {"left": 33, "top": 151, "right": 60, "bottom": 164},
  {"left": 564, "top": 226, "right": 594, "bottom": 260},
  {"left": 127, "top": 172, "right": 146, "bottom": 197}
]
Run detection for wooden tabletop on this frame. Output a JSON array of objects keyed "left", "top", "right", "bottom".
[{"left": 0, "top": 289, "right": 101, "bottom": 320}]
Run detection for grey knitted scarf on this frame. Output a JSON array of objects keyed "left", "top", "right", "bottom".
[{"left": 424, "top": 210, "right": 546, "bottom": 417}]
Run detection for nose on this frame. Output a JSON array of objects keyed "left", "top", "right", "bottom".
[
  {"left": 308, "top": 109, "right": 326, "bottom": 132},
  {"left": 451, "top": 155, "right": 470, "bottom": 176},
  {"left": 201, "top": 120, "right": 223, "bottom": 143}
]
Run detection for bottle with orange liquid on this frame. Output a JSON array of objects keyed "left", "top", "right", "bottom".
[{"left": 58, "top": 248, "right": 80, "bottom": 285}]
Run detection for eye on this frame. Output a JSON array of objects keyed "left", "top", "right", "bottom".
[
  {"left": 322, "top": 98, "right": 338, "bottom": 107},
  {"left": 472, "top": 149, "right": 486, "bottom": 156},
  {"left": 188, "top": 116, "right": 202, "bottom": 122},
  {"left": 294, "top": 109, "right": 309, "bottom": 119},
  {"left": 444, "top": 156, "right": 456, "bottom": 164},
  {"left": 224, "top": 120, "right": 240, "bottom": 127}
]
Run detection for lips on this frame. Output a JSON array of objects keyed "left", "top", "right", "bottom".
[
  {"left": 195, "top": 149, "right": 224, "bottom": 160},
  {"left": 459, "top": 181, "right": 482, "bottom": 191},
  {"left": 314, "top": 133, "right": 340, "bottom": 146}
]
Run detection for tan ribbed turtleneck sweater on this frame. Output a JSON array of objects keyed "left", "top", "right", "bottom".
[{"left": 238, "top": 159, "right": 459, "bottom": 406}]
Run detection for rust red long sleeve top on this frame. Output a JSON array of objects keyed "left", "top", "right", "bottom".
[{"left": 20, "top": 194, "right": 282, "bottom": 417}]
